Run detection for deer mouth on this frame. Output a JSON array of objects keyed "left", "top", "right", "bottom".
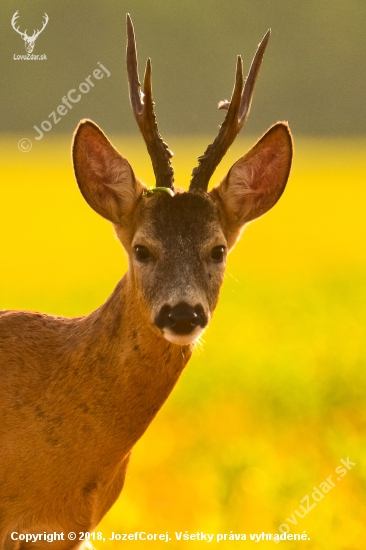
[
  {"left": 154, "top": 302, "right": 208, "bottom": 345},
  {"left": 162, "top": 326, "right": 206, "bottom": 346}
]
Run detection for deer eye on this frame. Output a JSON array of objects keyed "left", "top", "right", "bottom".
[
  {"left": 211, "top": 246, "right": 226, "bottom": 262},
  {"left": 134, "top": 245, "right": 150, "bottom": 262}
]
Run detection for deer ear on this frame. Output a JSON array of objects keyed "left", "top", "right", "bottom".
[
  {"left": 72, "top": 119, "right": 145, "bottom": 225},
  {"left": 212, "top": 122, "right": 293, "bottom": 231}
]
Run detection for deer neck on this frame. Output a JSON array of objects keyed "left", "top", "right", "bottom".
[{"left": 73, "top": 273, "right": 192, "bottom": 457}]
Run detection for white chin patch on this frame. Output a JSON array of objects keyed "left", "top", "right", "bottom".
[{"left": 162, "top": 328, "right": 204, "bottom": 346}]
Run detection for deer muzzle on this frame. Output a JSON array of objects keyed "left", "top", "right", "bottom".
[{"left": 154, "top": 302, "right": 208, "bottom": 345}]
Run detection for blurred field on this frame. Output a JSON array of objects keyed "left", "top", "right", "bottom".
[{"left": 0, "top": 134, "right": 366, "bottom": 549}]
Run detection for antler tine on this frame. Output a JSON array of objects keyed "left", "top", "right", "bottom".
[
  {"left": 11, "top": 11, "right": 19, "bottom": 27},
  {"left": 239, "top": 29, "right": 270, "bottom": 125},
  {"left": 189, "top": 30, "right": 271, "bottom": 193},
  {"left": 126, "top": 14, "right": 174, "bottom": 189},
  {"left": 126, "top": 14, "right": 143, "bottom": 116},
  {"left": 33, "top": 13, "right": 49, "bottom": 39},
  {"left": 11, "top": 11, "right": 26, "bottom": 38}
]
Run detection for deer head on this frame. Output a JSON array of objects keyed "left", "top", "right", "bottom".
[
  {"left": 72, "top": 14, "right": 293, "bottom": 347},
  {"left": 11, "top": 11, "right": 49, "bottom": 54}
]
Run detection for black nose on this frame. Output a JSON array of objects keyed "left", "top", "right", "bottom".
[{"left": 155, "top": 302, "right": 207, "bottom": 335}]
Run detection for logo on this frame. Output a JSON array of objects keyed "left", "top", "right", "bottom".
[{"left": 12, "top": 11, "right": 48, "bottom": 60}]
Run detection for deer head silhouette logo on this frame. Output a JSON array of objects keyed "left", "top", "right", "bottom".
[{"left": 11, "top": 11, "right": 49, "bottom": 54}]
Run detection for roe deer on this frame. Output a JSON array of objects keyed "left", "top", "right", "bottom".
[{"left": 0, "top": 14, "right": 293, "bottom": 548}]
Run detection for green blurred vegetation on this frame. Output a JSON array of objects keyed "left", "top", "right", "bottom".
[
  {"left": 0, "top": 135, "right": 365, "bottom": 547},
  {"left": 1, "top": 0, "right": 366, "bottom": 139}
]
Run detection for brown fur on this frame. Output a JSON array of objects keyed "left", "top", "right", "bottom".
[{"left": 0, "top": 119, "right": 292, "bottom": 548}]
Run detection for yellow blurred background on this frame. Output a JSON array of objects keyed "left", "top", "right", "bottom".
[{"left": 1, "top": 134, "right": 365, "bottom": 548}]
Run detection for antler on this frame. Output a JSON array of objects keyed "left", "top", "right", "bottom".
[
  {"left": 32, "top": 14, "right": 49, "bottom": 40},
  {"left": 126, "top": 14, "right": 174, "bottom": 190},
  {"left": 189, "top": 30, "right": 271, "bottom": 193},
  {"left": 11, "top": 11, "right": 27, "bottom": 39}
]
